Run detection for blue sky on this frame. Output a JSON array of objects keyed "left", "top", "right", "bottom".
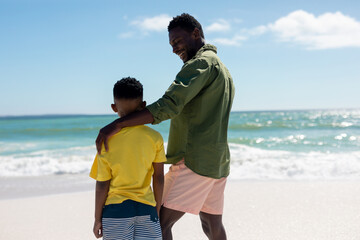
[{"left": 1, "top": 0, "right": 360, "bottom": 116}]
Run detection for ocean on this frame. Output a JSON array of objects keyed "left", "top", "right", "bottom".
[{"left": 1, "top": 109, "right": 360, "bottom": 180}]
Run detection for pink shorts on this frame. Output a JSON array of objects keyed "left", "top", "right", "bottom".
[{"left": 162, "top": 160, "right": 227, "bottom": 215}]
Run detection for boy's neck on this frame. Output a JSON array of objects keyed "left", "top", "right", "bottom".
[{"left": 120, "top": 109, "right": 141, "bottom": 118}]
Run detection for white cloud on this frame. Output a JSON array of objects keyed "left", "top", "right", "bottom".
[
  {"left": 121, "top": 11, "right": 360, "bottom": 50},
  {"left": 210, "top": 35, "right": 247, "bottom": 46},
  {"left": 206, "top": 19, "right": 231, "bottom": 32},
  {"left": 268, "top": 10, "right": 360, "bottom": 49},
  {"left": 131, "top": 14, "right": 172, "bottom": 32}
]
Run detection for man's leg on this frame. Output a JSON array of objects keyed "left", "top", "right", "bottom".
[
  {"left": 199, "top": 211, "right": 227, "bottom": 240},
  {"left": 160, "top": 206, "right": 185, "bottom": 240}
]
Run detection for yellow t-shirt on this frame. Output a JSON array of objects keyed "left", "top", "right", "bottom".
[{"left": 89, "top": 125, "right": 166, "bottom": 206}]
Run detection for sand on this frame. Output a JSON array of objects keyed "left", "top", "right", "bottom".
[{"left": 1, "top": 179, "right": 360, "bottom": 240}]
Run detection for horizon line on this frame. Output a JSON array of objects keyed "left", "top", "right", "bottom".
[{"left": 1, "top": 107, "right": 359, "bottom": 118}]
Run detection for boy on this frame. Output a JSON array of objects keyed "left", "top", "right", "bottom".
[{"left": 90, "top": 77, "right": 165, "bottom": 240}]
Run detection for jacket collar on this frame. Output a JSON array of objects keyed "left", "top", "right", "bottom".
[{"left": 194, "top": 44, "right": 217, "bottom": 59}]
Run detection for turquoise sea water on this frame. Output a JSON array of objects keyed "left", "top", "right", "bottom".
[{"left": 1, "top": 109, "right": 360, "bottom": 179}]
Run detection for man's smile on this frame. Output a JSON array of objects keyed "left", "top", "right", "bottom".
[{"left": 177, "top": 50, "right": 186, "bottom": 61}]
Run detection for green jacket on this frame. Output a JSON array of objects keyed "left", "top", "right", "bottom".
[{"left": 146, "top": 44, "right": 235, "bottom": 179}]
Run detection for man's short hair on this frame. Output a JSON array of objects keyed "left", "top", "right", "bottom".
[
  {"left": 113, "top": 77, "right": 143, "bottom": 99},
  {"left": 168, "top": 13, "right": 205, "bottom": 39}
]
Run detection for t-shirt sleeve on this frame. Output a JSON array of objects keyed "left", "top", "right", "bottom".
[
  {"left": 89, "top": 154, "right": 98, "bottom": 179},
  {"left": 146, "top": 58, "right": 212, "bottom": 124},
  {"left": 153, "top": 134, "right": 167, "bottom": 163},
  {"left": 89, "top": 153, "right": 112, "bottom": 181}
]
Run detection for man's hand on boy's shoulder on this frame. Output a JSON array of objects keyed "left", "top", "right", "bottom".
[{"left": 96, "top": 120, "right": 121, "bottom": 154}]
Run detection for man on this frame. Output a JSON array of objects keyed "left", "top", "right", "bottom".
[{"left": 96, "top": 13, "right": 235, "bottom": 240}]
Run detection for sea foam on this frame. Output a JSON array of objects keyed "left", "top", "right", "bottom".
[
  {"left": 228, "top": 143, "right": 360, "bottom": 180},
  {"left": 1, "top": 143, "right": 360, "bottom": 180},
  {"left": 0, "top": 146, "right": 96, "bottom": 176}
]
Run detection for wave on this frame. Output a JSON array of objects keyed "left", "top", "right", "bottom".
[
  {"left": 1, "top": 143, "right": 360, "bottom": 179},
  {"left": 0, "top": 127, "right": 100, "bottom": 135},
  {"left": 228, "top": 134, "right": 360, "bottom": 152},
  {"left": 228, "top": 122, "right": 360, "bottom": 131},
  {"left": 228, "top": 143, "right": 360, "bottom": 180},
  {"left": 0, "top": 146, "right": 96, "bottom": 176}
]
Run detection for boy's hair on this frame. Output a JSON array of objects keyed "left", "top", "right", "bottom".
[
  {"left": 113, "top": 77, "right": 143, "bottom": 99},
  {"left": 168, "top": 13, "right": 205, "bottom": 39}
]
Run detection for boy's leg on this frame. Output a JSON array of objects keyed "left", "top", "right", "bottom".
[
  {"left": 160, "top": 206, "right": 185, "bottom": 240},
  {"left": 199, "top": 212, "right": 227, "bottom": 240}
]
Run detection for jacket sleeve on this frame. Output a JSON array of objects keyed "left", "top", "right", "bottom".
[{"left": 146, "top": 58, "right": 213, "bottom": 124}]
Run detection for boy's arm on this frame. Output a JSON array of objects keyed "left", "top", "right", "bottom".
[
  {"left": 152, "top": 162, "right": 164, "bottom": 216},
  {"left": 96, "top": 109, "right": 154, "bottom": 153},
  {"left": 93, "top": 180, "right": 110, "bottom": 238}
]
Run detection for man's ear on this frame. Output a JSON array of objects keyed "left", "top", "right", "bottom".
[
  {"left": 192, "top": 28, "right": 201, "bottom": 39},
  {"left": 111, "top": 103, "right": 117, "bottom": 113},
  {"left": 141, "top": 101, "right": 146, "bottom": 108}
]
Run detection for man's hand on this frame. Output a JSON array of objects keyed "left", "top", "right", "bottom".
[
  {"left": 95, "top": 121, "right": 121, "bottom": 154},
  {"left": 93, "top": 219, "right": 103, "bottom": 238}
]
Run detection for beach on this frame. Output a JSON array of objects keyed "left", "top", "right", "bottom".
[
  {"left": 1, "top": 175, "right": 360, "bottom": 240},
  {"left": 1, "top": 111, "right": 360, "bottom": 239}
]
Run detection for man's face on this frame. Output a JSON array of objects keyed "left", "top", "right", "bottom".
[{"left": 169, "top": 27, "right": 198, "bottom": 63}]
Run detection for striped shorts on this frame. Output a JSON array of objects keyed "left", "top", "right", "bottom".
[{"left": 102, "top": 200, "right": 162, "bottom": 240}]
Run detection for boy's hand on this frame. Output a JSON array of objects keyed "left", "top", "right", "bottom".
[
  {"left": 96, "top": 121, "right": 120, "bottom": 154},
  {"left": 93, "top": 220, "right": 103, "bottom": 238}
]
